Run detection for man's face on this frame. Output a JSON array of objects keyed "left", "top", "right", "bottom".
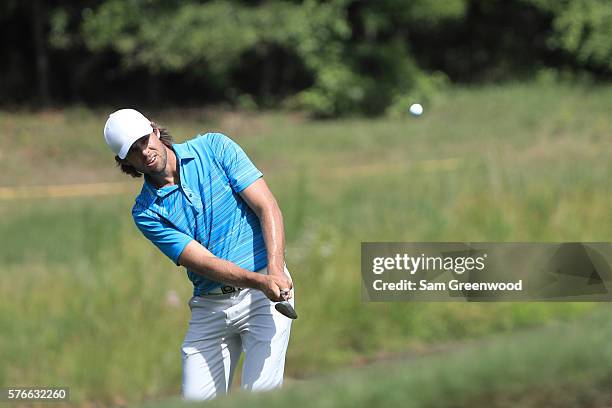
[{"left": 124, "top": 129, "right": 168, "bottom": 175}]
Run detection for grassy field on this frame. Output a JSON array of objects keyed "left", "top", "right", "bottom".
[
  {"left": 1, "top": 83, "right": 611, "bottom": 405},
  {"left": 141, "top": 305, "right": 612, "bottom": 408}
]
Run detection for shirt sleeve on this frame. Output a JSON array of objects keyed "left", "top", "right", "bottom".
[
  {"left": 210, "top": 133, "right": 263, "bottom": 192},
  {"left": 132, "top": 209, "right": 193, "bottom": 265}
]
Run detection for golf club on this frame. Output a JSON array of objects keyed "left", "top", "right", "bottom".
[{"left": 275, "top": 290, "right": 298, "bottom": 319}]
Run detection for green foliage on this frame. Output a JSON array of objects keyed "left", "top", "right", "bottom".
[
  {"left": 69, "top": 0, "right": 463, "bottom": 116},
  {"left": 405, "top": 0, "right": 467, "bottom": 23},
  {"left": 295, "top": 38, "right": 421, "bottom": 117},
  {"left": 49, "top": 8, "right": 72, "bottom": 49},
  {"left": 289, "top": 0, "right": 461, "bottom": 117},
  {"left": 284, "top": 0, "right": 355, "bottom": 116},
  {"left": 552, "top": 0, "right": 612, "bottom": 69},
  {"left": 362, "top": 0, "right": 468, "bottom": 28},
  {"left": 5, "top": 0, "right": 612, "bottom": 111},
  {"left": 525, "top": 0, "right": 612, "bottom": 71}
]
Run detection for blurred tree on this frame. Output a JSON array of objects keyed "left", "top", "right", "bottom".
[
  {"left": 407, "top": 0, "right": 555, "bottom": 82},
  {"left": 0, "top": 0, "right": 54, "bottom": 105},
  {"left": 32, "top": 0, "right": 51, "bottom": 105},
  {"left": 2, "top": 0, "right": 610, "bottom": 114},
  {"left": 71, "top": 0, "right": 466, "bottom": 116},
  {"left": 0, "top": 0, "right": 106, "bottom": 105},
  {"left": 78, "top": 0, "right": 307, "bottom": 104},
  {"left": 525, "top": 0, "right": 612, "bottom": 73}
]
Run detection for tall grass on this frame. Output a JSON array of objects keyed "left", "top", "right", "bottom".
[
  {"left": 1, "top": 83, "right": 611, "bottom": 405},
  {"left": 141, "top": 305, "right": 612, "bottom": 408}
]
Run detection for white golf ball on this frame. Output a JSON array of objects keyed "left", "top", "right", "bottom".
[{"left": 409, "top": 103, "right": 423, "bottom": 116}]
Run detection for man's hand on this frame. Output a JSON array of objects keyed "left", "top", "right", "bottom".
[
  {"left": 268, "top": 266, "right": 293, "bottom": 300},
  {"left": 259, "top": 274, "right": 290, "bottom": 302},
  {"left": 178, "top": 241, "right": 294, "bottom": 302}
]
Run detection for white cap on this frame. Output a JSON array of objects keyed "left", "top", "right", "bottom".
[{"left": 104, "top": 109, "right": 153, "bottom": 159}]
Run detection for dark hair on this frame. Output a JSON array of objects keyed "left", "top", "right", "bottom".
[{"left": 114, "top": 122, "right": 174, "bottom": 178}]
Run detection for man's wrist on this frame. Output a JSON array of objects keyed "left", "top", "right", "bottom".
[
  {"left": 249, "top": 272, "right": 267, "bottom": 291},
  {"left": 267, "top": 258, "right": 285, "bottom": 273}
]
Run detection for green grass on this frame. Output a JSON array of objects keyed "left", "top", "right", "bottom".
[
  {"left": 140, "top": 305, "right": 612, "bottom": 408},
  {"left": 1, "top": 82, "right": 611, "bottom": 405}
]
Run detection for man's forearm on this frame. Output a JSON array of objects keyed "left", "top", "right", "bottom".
[
  {"left": 178, "top": 241, "right": 265, "bottom": 289},
  {"left": 258, "top": 202, "right": 286, "bottom": 274},
  {"left": 178, "top": 240, "right": 285, "bottom": 301},
  {"left": 237, "top": 178, "right": 289, "bottom": 282},
  {"left": 194, "top": 258, "right": 265, "bottom": 288}
]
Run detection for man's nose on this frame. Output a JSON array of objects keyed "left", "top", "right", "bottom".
[{"left": 137, "top": 141, "right": 150, "bottom": 157}]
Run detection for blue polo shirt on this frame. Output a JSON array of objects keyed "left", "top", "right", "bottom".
[{"left": 132, "top": 133, "right": 267, "bottom": 296}]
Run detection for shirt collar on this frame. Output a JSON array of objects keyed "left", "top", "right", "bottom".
[{"left": 173, "top": 143, "right": 195, "bottom": 162}]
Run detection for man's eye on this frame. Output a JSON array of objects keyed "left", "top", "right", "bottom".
[{"left": 129, "top": 136, "right": 149, "bottom": 154}]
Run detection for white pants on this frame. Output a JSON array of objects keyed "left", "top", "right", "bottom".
[{"left": 181, "top": 268, "right": 294, "bottom": 401}]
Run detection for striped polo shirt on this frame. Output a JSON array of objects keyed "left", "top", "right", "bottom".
[{"left": 132, "top": 133, "right": 266, "bottom": 296}]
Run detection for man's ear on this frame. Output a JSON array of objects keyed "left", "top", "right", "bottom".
[{"left": 153, "top": 126, "right": 160, "bottom": 138}]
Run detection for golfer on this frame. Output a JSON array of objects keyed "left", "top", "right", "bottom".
[{"left": 103, "top": 108, "right": 294, "bottom": 400}]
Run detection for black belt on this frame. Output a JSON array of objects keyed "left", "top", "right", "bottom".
[{"left": 201, "top": 285, "right": 243, "bottom": 296}]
